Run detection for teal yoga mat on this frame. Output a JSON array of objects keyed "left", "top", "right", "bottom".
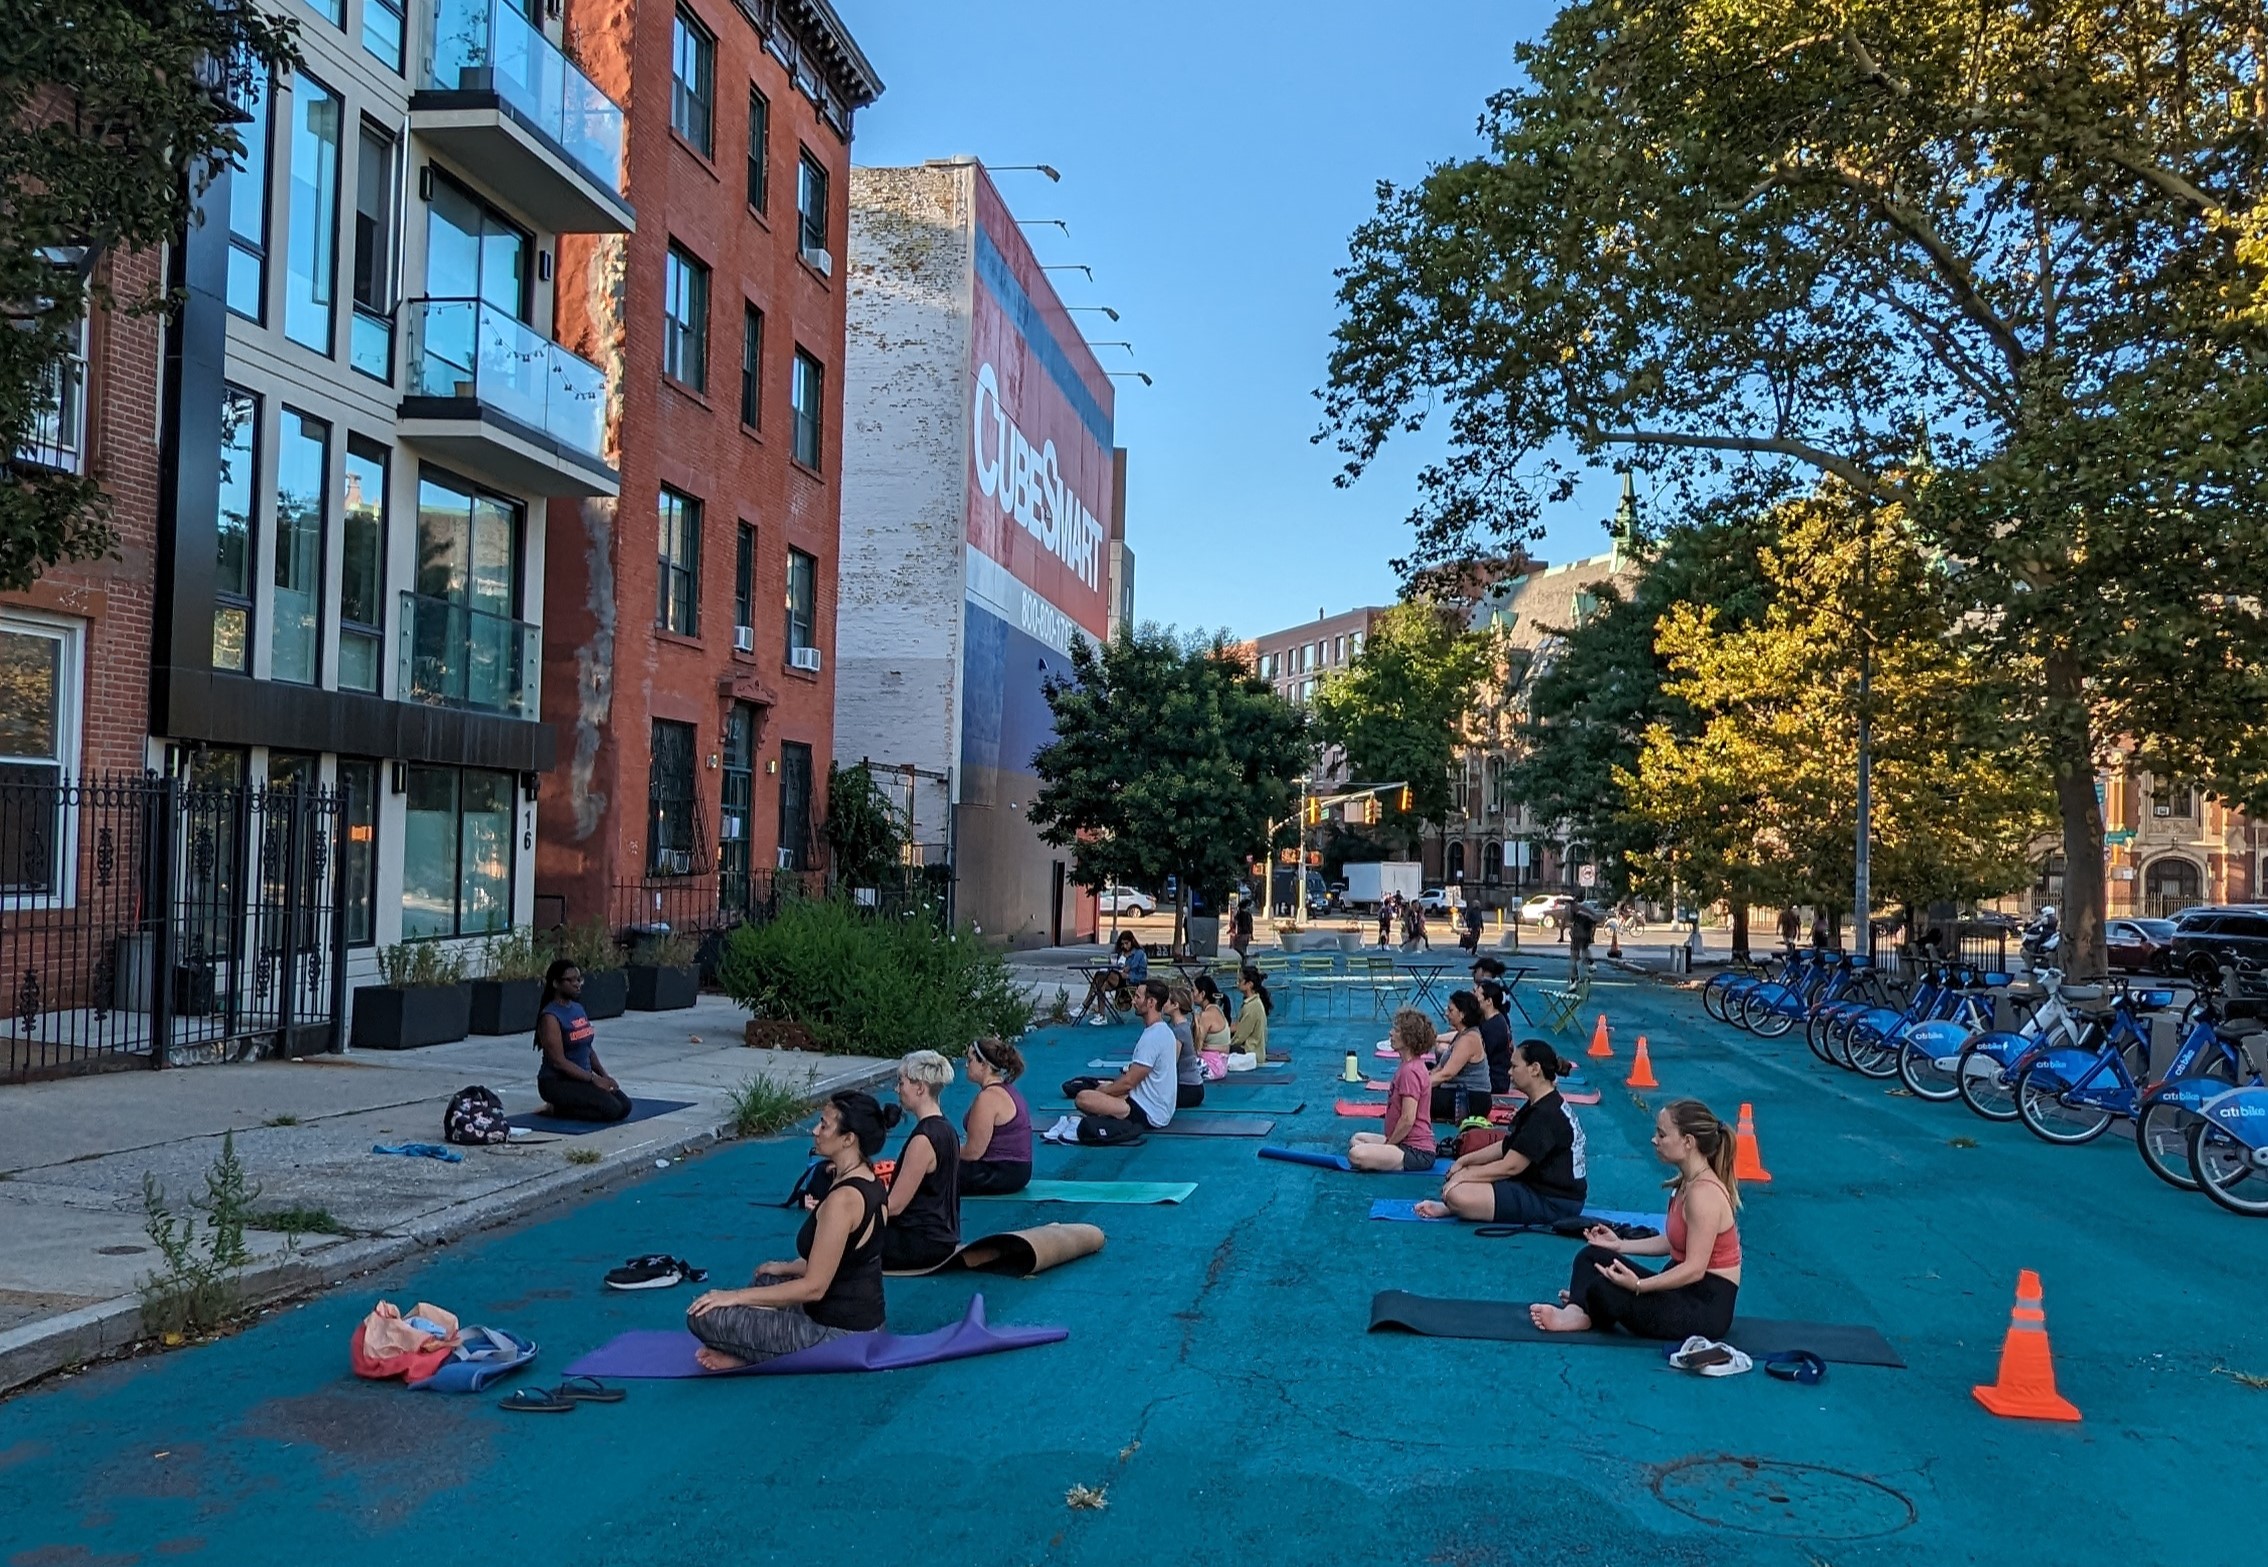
[
  {"left": 1367, "top": 1199, "right": 1666, "bottom": 1226},
  {"left": 967, "top": 1180, "right": 1197, "bottom": 1204}
]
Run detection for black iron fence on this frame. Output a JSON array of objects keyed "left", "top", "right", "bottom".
[{"left": 1, "top": 774, "right": 346, "bottom": 1083}]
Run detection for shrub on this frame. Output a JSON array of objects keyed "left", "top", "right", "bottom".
[
  {"left": 727, "top": 1068, "right": 818, "bottom": 1136},
  {"left": 479, "top": 926, "right": 552, "bottom": 982},
  {"left": 717, "top": 895, "right": 1027, "bottom": 1056},
  {"left": 630, "top": 929, "right": 702, "bottom": 968},
  {"left": 559, "top": 915, "right": 623, "bottom": 975},
  {"left": 376, "top": 941, "right": 466, "bottom": 988}
]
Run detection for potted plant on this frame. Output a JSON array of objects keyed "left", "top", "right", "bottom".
[
  {"left": 627, "top": 930, "right": 701, "bottom": 1011},
  {"left": 468, "top": 927, "right": 548, "bottom": 1036},
  {"left": 560, "top": 916, "right": 628, "bottom": 1019},
  {"left": 350, "top": 942, "right": 472, "bottom": 1050}
]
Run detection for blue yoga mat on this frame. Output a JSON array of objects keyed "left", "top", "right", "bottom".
[
  {"left": 1367, "top": 1199, "right": 1667, "bottom": 1225},
  {"left": 1258, "top": 1145, "right": 1453, "bottom": 1175}
]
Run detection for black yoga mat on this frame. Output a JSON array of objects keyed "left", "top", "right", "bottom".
[
  {"left": 1148, "top": 1114, "right": 1276, "bottom": 1138},
  {"left": 509, "top": 1098, "right": 696, "bottom": 1136},
  {"left": 1366, "top": 1290, "right": 1906, "bottom": 1368}
]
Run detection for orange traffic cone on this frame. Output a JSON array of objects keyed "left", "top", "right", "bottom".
[
  {"left": 1732, "top": 1101, "right": 1772, "bottom": 1183},
  {"left": 1626, "top": 1035, "right": 1658, "bottom": 1089},
  {"left": 1972, "top": 1270, "right": 2080, "bottom": 1422},
  {"left": 1588, "top": 1014, "right": 1612, "bottom": 1058}
]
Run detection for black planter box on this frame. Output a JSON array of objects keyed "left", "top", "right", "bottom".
[
  {"left": 579, "top": 969, "right": 628, "bottom": 1019},
  {"left": 350, "top": 983, "right": 473, "bottom": 1050},
  {"left": 627, "top": 963, "right": 699, "bottom": 1011},
  {"left": 468, "top": 976, "right": 542, "bottom": 1036}
]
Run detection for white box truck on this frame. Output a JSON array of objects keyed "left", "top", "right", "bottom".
[{"left": 1341, "top": 860, "right": 1422, "bottom": 911}]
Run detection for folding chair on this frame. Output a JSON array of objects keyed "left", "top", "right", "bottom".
[{"left": 1294, "top": 955, "right": 1340, "bottom": 1019}]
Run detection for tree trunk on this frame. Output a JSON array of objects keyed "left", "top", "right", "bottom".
[
  {"left": 2045, "top": 652, "right": 2108, "bottom": 978},
  {"left": 1730, "top": 903, "right": 1750, "bottom": 962}
]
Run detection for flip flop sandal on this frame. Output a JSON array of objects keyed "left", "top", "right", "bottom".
[
  {"left": 1764, "top": 1351, "right": 1827, "bottom": 1386},
  {"left": 498, "top": 1388, "right": 576, "bottom": 1413},
  {"left": 552, "top": 1375, "right": 627, "bottom": 1403}
]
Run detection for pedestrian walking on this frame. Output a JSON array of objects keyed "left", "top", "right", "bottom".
[
  {"left": 1778, "top": 905, "right": 1801, "bottom": 956},
  {"left": 1459, "top": 897, "right": 1483, "bottom": 955},
  {"left": 1408, "top": 899, "right": 1430, "bottom": 952},
  {"left": 1566, "top": 900, "right": 1598, "bottom": 980},
  {"left": 1231, "top": 897, "right": 1254, "bottom": 961},
  {"left": 1378, "top": 896, "right": 1396, "bottom": 949}
]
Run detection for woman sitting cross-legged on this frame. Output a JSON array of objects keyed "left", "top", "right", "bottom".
[
  {"left": 1348, "top": 1008, "right": 1441, "bottom": 1172},
  {"left": 959, "top": 1035, "right": 1032, "bottom": 1196},
  {"left": 1228, "top": 967, "right": 1271, "bottom": 1067},
  {"left": 1191, "top": 976, "right": 1234, "bottom": 1072},
  {"left": 685, "top": 1092, "right": 893, "bottom": 1370},
  {"left": 1415, "top": 1038, "right": 1587, "bottom": 1224},
  {"left": 1165, "top": 981, "right": 1207, "bottom": 1109},
  {"left": 1529, "top": 1098, "right": 1742, "bottom": 1341},
  {"left": 1428, "top": 990, "right": 1495, "bottom": 1125},
  {"left": 881, "top": 1050, "right": 962, "bottom": 1272}
]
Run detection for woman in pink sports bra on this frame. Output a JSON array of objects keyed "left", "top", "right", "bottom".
[{"left": 1528, "top": 1098, "right": 1742, "bottom": 1341}]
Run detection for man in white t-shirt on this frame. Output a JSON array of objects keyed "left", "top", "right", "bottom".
[{"left": 1056, "top": 980, "right": 1177, "bottom": 1144}]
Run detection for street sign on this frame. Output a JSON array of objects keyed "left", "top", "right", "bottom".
[
  {"left": 2104, "top": 829, "right": 2134, "bottom": 846},
  {"left": 1578, "top": 864, "right": 1596, "bottom": 888}
]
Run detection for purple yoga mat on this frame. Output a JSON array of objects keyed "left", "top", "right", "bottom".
[{"left": 561, "top": 1294, "right": 1066, "bottom": 1379}]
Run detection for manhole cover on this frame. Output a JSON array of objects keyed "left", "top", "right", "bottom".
[
  {"left": 95, "top": 1245, "right": 148, "bottom": 1256},
  {"left": 1652, "top": 1457, "right": 1915, "bottom": 1540}
]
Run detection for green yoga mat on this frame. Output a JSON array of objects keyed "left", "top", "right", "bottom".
[{"left": 967, "top": 1180, "right": 1197, "bottom": 1204}]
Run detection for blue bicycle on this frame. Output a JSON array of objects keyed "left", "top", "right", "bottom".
[
  {"left": 2009, "top": 983, "right": 2187, "bottom": 1144},
  {"left": 2188, "top": 1083, "right": 2268, "bottom": 1216}
]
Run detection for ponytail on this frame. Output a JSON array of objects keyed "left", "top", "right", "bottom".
[
  {"left": 539, "top": 958, "right": 579, "bottom": 1010},
  {"left": 829, "top": 1091, "right": 903, "bottom": 1159},
  {"left": 1239, "top": 965, "right": 1273, "bottom": 1015},
  {"left": 1661, "top": 1097, "right": 1741, "bottom": 1211},
  {"left": 970, "top": 1034, "right": 1025, "bottom": 1081}
]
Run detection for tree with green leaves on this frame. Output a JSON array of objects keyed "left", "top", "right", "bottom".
[
  {"left": 1312, "top": 601, "right": 1487, "bottom": 852},
  {"left": 822, "top": 761, "right": 907, "bottom": 888},
  {"left": 1322, "top": 0, "right": 2268, "bottom": 974},
  {"left": 1029, "top": 627, "right": 1309, "bottom": 944},
  {"left": 4, "top": 0, "right": 297, "bottom": 589}
]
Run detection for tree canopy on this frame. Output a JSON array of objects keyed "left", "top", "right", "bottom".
[
  {"left": 3, "top": 0, "right": 297, "bottom": 589},
  {"left": 1323, "top": 0, "right": 2268, "bottom": 971},
  {"left": 1311, "top": 601, "right": 1488, "bottom": 848}
]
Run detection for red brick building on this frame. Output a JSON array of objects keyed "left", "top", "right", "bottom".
[{"left": 540, "top": 0, "right": 882, "bottom": 930}]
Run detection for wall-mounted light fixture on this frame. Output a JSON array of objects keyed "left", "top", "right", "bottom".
[
  {"left": 391, "top": 761, "right": 408, "bottom": 794},
  {"left": 521, "top": 771, "right": 541, "bottom": 801}
]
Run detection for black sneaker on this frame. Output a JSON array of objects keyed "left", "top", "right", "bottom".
[{"left": 603, "top": 1254, "right": 708, "bottom": 1290}]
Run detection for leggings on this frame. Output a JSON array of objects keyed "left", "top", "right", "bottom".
[
  {"left": 686, "top": 1273, "right": 848, "bottom": 1364},
  {"left": 959, "top": 1159, "right": 1032, "bottom": 1196},
  {"left": 1177, "top": 1081, "right": 1206, "bottom": 1109},
  {"left": 881, "top": 1228, "right": 959, "bottom": 1274},
  {"left": 1566, "top": 1244, "right": 1738, "bottom": 1341},
  {"left": 537, "top": 1065, "right": 633, "bottom": 1122}
]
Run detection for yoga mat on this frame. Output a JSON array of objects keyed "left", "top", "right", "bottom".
[
  {"left": 1259, "top": 1145, "right": 1453, "bottom": 1175},
  {"left": 966, "top": 1180, "right": 1195, "bottom": 1204},
  {"left": 510, "top": 1098, "right": 695, "bottom": 1136},
  {"left": 563, "top": 1294, "right": 1067, "bottom": 1378},
  {"left": 1337, "top": 1100, "right": 1512, "bottom": 1125},
  {"left": 1365, "top": 1292, "right": 1906, "bottom": 1367},
  {"left": 1146, "top": 1114, "right": 1274, "bottom": 1138},
  {"left": 1039, "top": 1099, "right": 1303, "bottom": 1116},
  {"left": 1359, "top": 1081, "right": 1603, "bottom": 1107},
  {"left": 1088, "top": 1059, "right": 1294, "bottom": 1085},
  {"left": 1366, "top": 1200, "right": 1667, "bottom": 1227},
  {"left": 886, "top": 1223, "right": 1104, "bottom": 1278}
]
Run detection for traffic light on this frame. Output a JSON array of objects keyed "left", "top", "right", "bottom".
[
  {"left": 1304, "top": 796, "right": 1321, "bottom": 826},
  {"left": 1363, "top": 795, "right": 1380, "bottom": 826},
  {"left": 1398, "top": 785, "right": 1413, "bottom": 812}
]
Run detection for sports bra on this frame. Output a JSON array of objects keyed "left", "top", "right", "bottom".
[{"left": 1664, "top": 1173, "right": 1742, "bottom": 1272}]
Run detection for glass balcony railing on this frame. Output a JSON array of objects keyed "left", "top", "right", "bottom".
[
  {"left": 403, "top": 297, "right": 607, "bottom": 461},
  {"left": 423, "top": 0, "right": 624, "bottom": 195},
  {"left": 398, "top": 590, "right": 538, "bottom": 718}
]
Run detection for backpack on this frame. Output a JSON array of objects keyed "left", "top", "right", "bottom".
[
  {"left": 1453, "top": 1123, "right": 1504, "bottom": 1159},
  {"left": 444, "top": 1085, "right": 510, "bottom": 1145}
]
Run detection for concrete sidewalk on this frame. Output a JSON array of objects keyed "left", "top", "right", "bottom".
[{"left": 0, "top": 997, "right": 888, "bottom": 1393}]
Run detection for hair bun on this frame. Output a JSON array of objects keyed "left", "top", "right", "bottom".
[{"left": 881, "top": 1102, "right": 905, "bottom": 1129}]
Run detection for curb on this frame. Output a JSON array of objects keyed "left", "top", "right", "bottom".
[{"left": 0, "top": 1059, "right": 894, "bottom": 1398}]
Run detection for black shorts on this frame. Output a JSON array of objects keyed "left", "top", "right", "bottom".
[
  {"left": 1396, "top": 1144, "right": 1438, "bottom": 1172},
  {"left": 1492, "top": 1182, "right": 1585, "bottom": 1227}
]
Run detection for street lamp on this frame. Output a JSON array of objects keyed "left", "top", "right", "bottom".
[
  {"left": 1068, "top": 306, "right": 1121, "bottom": 321},
  {"left": 1107, "top": 370, "right": 1153, "bottom": 387},
  {"left": 1017, "top": 219, "right": 1070, "bottom": 235},
  {"left": 1041, "top": 264, "right": 1094, "bottom": 281},
  {"left": 1087, "top": 340, "right": 1137, "bottom": 356},
  {"left": 991, "top": 164, "right": 1062, "bottom": 181}
]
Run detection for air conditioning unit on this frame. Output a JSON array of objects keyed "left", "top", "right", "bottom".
[
  {"left": 2155, "top": 805, "right": 2172, "bottom": 816},
  {"left": 659, "top": 849, "right": 692, "bottom": 875},
  {"left": 732, "top": 624, "right": 755, "bottom": 653},
  {"left": 800, "top": 245, "right": 833, "bottom": 277},
  {"left": 775, "top": 847, "right": 796, "bottom": 870},
  {"left": 789, "top": 645, "right": 823, "bottom": 673}
]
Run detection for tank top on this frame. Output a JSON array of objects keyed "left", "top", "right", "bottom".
[
  {"left": 539, "top": 1000, "right": 595, "bottom": 1072},
  {"left": 1172, "top": 1017, "right": 1204, "bottom": 1085},
  {"left": 1665, "top": 1174, "right": 1742, "bottom": 1272},
  {"left": 1445, "top": 1028, "right": 1491, "bottom": 1093},
  {"left": 892, "top": 1115, "right": 961, "bottom": 1253},
  {"left": 975, "top": 1083, "right": 1031, "bottom": 1165},
  {"left": 794, "top": 1173, "right": 886, "bottom": 1331}
]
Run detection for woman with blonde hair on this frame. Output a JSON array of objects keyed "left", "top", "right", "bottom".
[
  {"left": 882, "top": 1049, "right": 962, "bottom": 1272},
  {"left": 959, "top": 1035, "right": 1032, "bottom": 1196},
  {"left": 1528, "top": 1098, "right": 1743, "bottom": 1341}
]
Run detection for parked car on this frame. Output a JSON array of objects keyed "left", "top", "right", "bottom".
[
  {"left": 2106, "top": 917, "right": 2177, "bottom": 974},
  {"left": 2168, "top": 905, "right": 2268, "bottom": 984},
  {"left": 1097, "top": 886, "right": 1156, "bottom": 917},
  {"left": 1517, "top": 893, "right": 1575, "bottom": 931},
  {"left": 1417, "top": 886, "right": 1453, "bottom": 914}
]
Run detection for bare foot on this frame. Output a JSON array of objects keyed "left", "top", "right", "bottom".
[
  {"left": 1413, "top": 1200, "right": 1451, "bottom": 1220},
  {"left": 1528, "top": 1303, "right": 1591, "bottom": 1333},
  {"left": 692, "top": 1347, "right": 747, "bottom": 1372}
]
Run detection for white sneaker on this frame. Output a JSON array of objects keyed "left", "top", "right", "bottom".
[
  {"left": 1085, "top": 1015, "right": 1109, "bottom": 1027},
  {"left": 1043, "top": 1115, "right": 1081, "bottom": 1145}
]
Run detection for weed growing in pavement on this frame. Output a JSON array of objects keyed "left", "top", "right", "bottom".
[
  {"left": 728, "top": 1069, "right": 817, "bottom": 1137},
  {"left": 565, "top": 1147, "right": 602, "bottom": 1165},
  {"left": 251, "top": 1205, "right": 346, "bottom": 1237},
  {"left": 139, "top": 1132, "right": 257, "bottom": 1340},
  {"left": 264, "top": 1113, "right": 299, "bottom": 1127},
  {"left": 1948, "top": 1136, "right": 1979, "bottom": 1148},
  {"left": 2211, "top": 1365, "right": 2268, "bottom": 1389},
  {"left": 1064, "top": 1485, "right": 1108, "bottom": 1510},
  {"left": 1042, "top": 986, "right": 1073, "bottom": 1025}
]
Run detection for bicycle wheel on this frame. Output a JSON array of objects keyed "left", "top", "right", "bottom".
[
  {"left": 2189, "top": 1122, "right": 2268, "bottom": 1217},
  {"left": 1747, "top": 991, "right": 1798, "bottom": 1039},
  {"left": 1827, "top": 1012, "right": 1864, "bottom": 1072},
  {"left": 1807, "top": 1008, "right": 1841, "bottom": 1067},
  {"left": 2014, "top": 1063, "right": 2115, "bottom": 1145},
  {"left": 1701, "top": 976, "right": 1737, "bottom": 1023},
  {"left": 1850, "top": 1026, "right": 1903, "bottom": 1079},
  {"left": 2135, "top": 1062, "right": 2237, "bottom": 1191},
  {"left": 1898, "top": 1034, "right": 1963, "bottom": 1101},
  {"left": 1956, "top": 1041, "right": 2021, "bottom": 1122}
]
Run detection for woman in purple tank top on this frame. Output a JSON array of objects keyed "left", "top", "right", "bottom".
[{"left": 959, "top": 1035, "right": 1032, "bottom": 1195}]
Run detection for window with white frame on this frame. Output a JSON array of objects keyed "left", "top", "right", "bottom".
[{"left": 0, "top": 611, "right": 84, "bottom": 901}]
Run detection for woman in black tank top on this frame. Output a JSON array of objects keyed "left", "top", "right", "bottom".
[
  {"left": 687, "top": 1092, "right": 895, "bottom": 1369},
  {"left": 882, "top": 1051, "right": 962, "bottom": 1272}
]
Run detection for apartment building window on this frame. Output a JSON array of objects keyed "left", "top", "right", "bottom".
[
  {"left": 670, "top": 8, "right": 715, "bottom": 158},
  {"left": 719, "top": 703, "right": 756, "bottom": 909},
  {"left": 272, "top": 408, "right": 328, "bottom": 684},
  {"left": 340, "top": 438, "right": 388, "bottom": 692},
  {"left": 285, "top": 72, "right": 343, "bottom": 353},
  {"left": 663, "top": 243, "right": 709, "bottom": 390},
  {"left": 745, "top": 87, "right": 769, "bottom": 212},
  {"left": 0, "top": 611, "right": 82, "bottom": 899},
  {"left": 226, "top": 62, "right": 272, "bottom": 320},
  {"left": 790, "top": 347, "right": 822, "bottom": 468},
  {"left": 777, "top": 740, "right": 813, "bottom": 870},
  {"left": 648, "top": 719, "right": 699, "bottom": 875},
  {"left": 658, "top": 487, "right": 701, "bottom": 635},
  {"left": 740, "top": 304, "right": 763, "bottom": 428},
  {"left": 796, "top": 150, "right": 828, "bottom": 255},
  {"left": 18, "top": 312, "right": 86, "bottom": 472},
  {"left": 350, "top": 123, "right": 398, "bottom": 379},
  {"left": 337, "top": 758, "right": 378, "bottom": 944},
  {"left": 401, "top": 766, "right": 515, "bottom": 938},
  {"left": 784, "top": 547, "right": 814, "bottom": 658},
  {"left": 362, "top": 0, "right": 405, "bottom": 70},
  {"left": 214, "top": 388, "right": 258, "bottom": 672},
  {"left": 427, "top": 174, "right": 528, "bottom": 318},
  {"left": 733, "top": 522, "right": 755, "bottom": 633},
  {"left": 409, "top": 472, "right": 525, "bottom": 714}
]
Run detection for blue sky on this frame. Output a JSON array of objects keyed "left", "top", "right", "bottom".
[{"left": 832, "top": 0, "right": 1621, "bottom": 640}]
